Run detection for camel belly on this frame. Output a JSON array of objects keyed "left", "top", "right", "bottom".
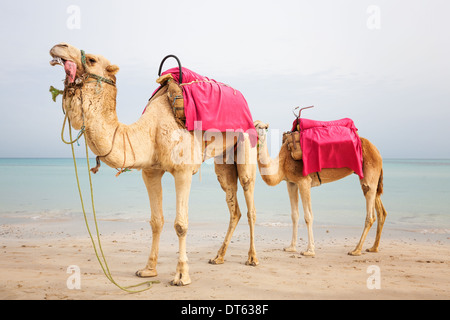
[
  {"left": 203, "top": 132, "right": 254, "bottom": 163},
  {"left": 315, "top": 167, "right": 354, "bottom": 185}
]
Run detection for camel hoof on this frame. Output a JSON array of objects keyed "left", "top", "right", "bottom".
[
  {"left": 170, "top": 279, "right": 191, "bottom": 286},
  {"left": 209, "top": 256, "right": 225, "bottom": 265},
  {"left": 301, "top": 250, "right": 315, "bottom": 257},
  {"left": 135, "top": 268, "right": 158, "bottom": 278},
  {"left": 348, "top": 250, "right": 362, "bottom": 256},
  {"left": 171, "top": 274, "right": 191, "bottom": 286},
  {"left": 245, "top": 257, "right": 259, "bottom": 266},
  {"left": 366, "top": 247, "right": 379, "bottom": 253},
  {"left": 284, "top": 246, "right": 297, "bottom": 253}
]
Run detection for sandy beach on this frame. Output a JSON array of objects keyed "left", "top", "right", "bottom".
[{"left": 0, "top": 217, "right": 448, "bottom": 301}]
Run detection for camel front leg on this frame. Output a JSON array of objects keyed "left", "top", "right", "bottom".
[
  {"left": 237, "top": 162, "right": 259, "bottom": 266},
  {"left": 298, "top": 181, "right": 315, "bottom": 256},
  {"left": 136, "top": 169, "right": 165, "bottom": 278},
  {"left": 284, "top": 181, "right": 300, "bottom": 252},
  {"left": 171, "top": 170, "right": 193, "bottom": 286}
]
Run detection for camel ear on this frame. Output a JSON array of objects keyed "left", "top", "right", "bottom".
[{"left": 106, "top": 65, "right": 119, "bottom": 75}]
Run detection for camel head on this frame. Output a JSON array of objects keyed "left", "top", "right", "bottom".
[
  {"left": 254, "top": 120, "right": 269, "bottom": 145},
  {"left": 49, "top": 43, "right": 119, "bottom": 85},
  {"left": 254, "top": 120, "right": 269, "bottom": 134}
]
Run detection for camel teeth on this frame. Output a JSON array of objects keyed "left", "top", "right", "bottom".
[{"left": 50, "top": 57, "right": 64, "bottom": 66}]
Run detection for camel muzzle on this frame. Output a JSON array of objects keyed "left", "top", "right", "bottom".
[{"left": 49, "top": 55, "right": 77, "bottom": 83}]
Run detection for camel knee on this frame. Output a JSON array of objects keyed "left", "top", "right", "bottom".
[
  {"left": 362, "top": 181, "right": 380, "bottom": 197},
  {"left": 361, "top": 183, "right": 371, "bottom": 196},
  {"left": 304, "top": 211, "right": 313, "bottom": 225},
  {"left": 174, "top": 222, "right": 188, "bottom": 237},
  {"left": 304, "top": 217, "right": 313, "bottom": 226},
  {"left": 247, "top": 209, "right": 256, "bottom": 224},
  {"left": 150, "top": 218, "right": 164, "bottom": 233},
  {"left": 239, "top": 175, "right": 254, "bottom": 192},
  {"left": 364, "top": 215, "right": 376, "bottom": 227},
  {"left": 291, "top": 210, "right": 300, "bottom": 223}
]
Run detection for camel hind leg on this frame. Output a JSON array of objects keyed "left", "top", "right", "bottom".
[
  {"left": 209, "top": 162, "right": 241, "bottom": 265},
  {"left": 349, "top": 183, "right": 377, "bottom": 256},
  {"left": 350, "top": 139, "right": 386, "bottom": 255},
  {"left": 367, "top": 195, "right": 387, "bottom": 252},
  {"left": 367, "top": 169, "right": 387, "bottom": 252}
]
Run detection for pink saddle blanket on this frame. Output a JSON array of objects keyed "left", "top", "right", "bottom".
[
  {"left": 291, "top": 118, "right": 364, "bottom": 179},
  {"left": 147, "top": 67, "right": 257, "bottom": 147}
]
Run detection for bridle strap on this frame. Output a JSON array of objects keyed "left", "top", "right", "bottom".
[{"left": 80, "top": 50, "right": 116, "bottom": 87}]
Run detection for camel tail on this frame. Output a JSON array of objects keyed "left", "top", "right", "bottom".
[
  {"left": 377, "top": 168, "right": 384, "bottom": 196},
  {"left": 375, "top": 168, "right": 387, "bottom": 225}
]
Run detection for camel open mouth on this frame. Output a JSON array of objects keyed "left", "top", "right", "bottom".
[{"left": 50, "top": 56, "right": 77, "bottom": 83}]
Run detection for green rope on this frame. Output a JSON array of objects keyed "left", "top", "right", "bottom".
[{"left": 61, "top": 113, "right": 85, "bottom": 146}]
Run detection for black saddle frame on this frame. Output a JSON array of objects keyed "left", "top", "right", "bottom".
[{"left": 158, "top": 55, "right": 183, "bottom": 84}]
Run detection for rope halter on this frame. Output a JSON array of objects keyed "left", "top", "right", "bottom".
[{"left": 80, "top": 50, "right": 116, "bottom": 87}]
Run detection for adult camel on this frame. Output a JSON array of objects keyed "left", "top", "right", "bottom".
[
  {"left": 254, "top": 120, "right": 387, "bottom": 256},
  {"left": 49, "top": 43, "right": 258, "bottom": 286}
]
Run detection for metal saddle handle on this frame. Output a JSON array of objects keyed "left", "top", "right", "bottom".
[
  {"left": 158, "top": 55, "right": 183, "bottom": 85},
  {"left": 293, "top": 105, "right": 314, "bottom": 119},
  {"left": 293, "top": 105, "right": 314, "bottom": 132}
]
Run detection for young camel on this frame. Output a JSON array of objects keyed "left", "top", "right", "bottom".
[{"left": 254, "top": 120, "right": 387, "bottom": 256}]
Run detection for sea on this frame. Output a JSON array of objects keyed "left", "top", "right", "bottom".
[{"left": 0, "top": 158, "right": 449, "bottom": 235}]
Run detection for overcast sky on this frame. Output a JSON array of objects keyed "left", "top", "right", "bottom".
[{"left": 0, "top": 0, "right": 449, "bottom": 158}]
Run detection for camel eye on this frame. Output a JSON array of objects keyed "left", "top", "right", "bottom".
[{"left": 89, "top": 58, "right": 97, "bottom": 64}]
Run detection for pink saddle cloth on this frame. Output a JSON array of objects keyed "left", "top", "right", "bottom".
[
  {"left": 147, "top": 67, "right": 257, "bottom": 147},
  {"left": 291, "top": 118, "right": 364, "bottom": 179}
]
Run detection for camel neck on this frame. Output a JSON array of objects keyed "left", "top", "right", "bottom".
[
  {"left": 256, "top": 135, "right": 284, "bottom": 186},
  {"left": 77, "top": 83, "right": 161, "bottom": 171},
  {"left": 80, "top": 84, "right": 121, "bottom": 157}
]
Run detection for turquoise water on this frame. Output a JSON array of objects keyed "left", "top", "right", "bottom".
[{"left": 0, "top": 158, "right": 449, "bottom": 233}]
